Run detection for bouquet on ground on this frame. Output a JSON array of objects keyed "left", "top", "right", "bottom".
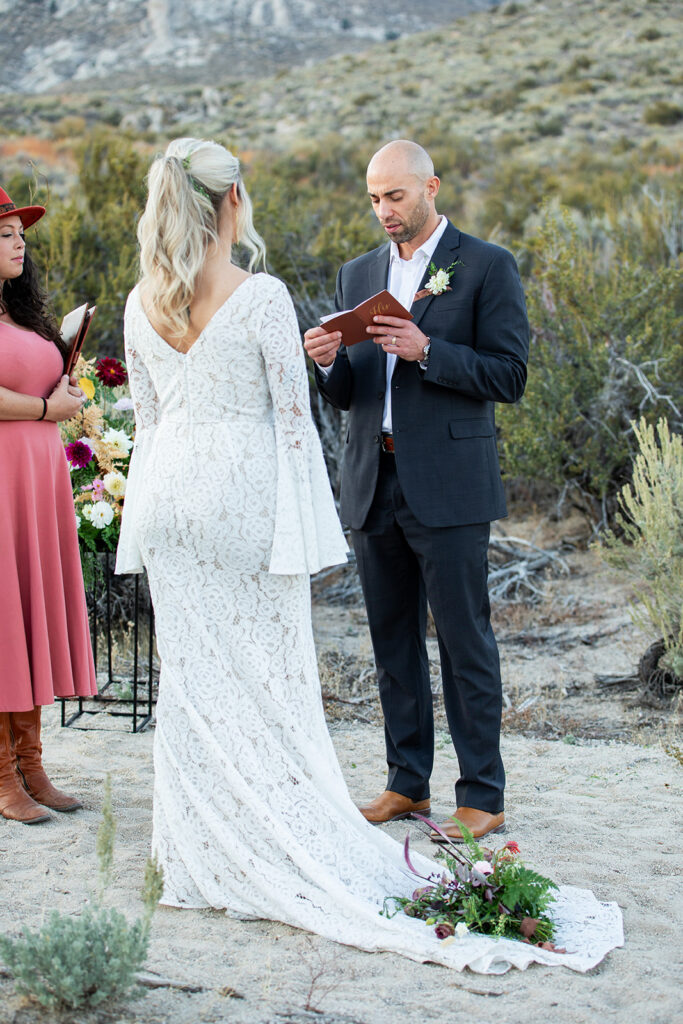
[
  {"left": 59, "top": 356, "right": 133, "bottom": 554},
  {"left": 383, "top": 815, "right": 565, "bottom": 950}
]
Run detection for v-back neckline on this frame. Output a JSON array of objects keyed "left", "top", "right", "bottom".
[{"left": 140, "top": 273, "right": 260, "bottom": 357}]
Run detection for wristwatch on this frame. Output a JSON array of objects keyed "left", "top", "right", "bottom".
[{"left": 419, "top": 338, "right": 431, "bottom": 370}]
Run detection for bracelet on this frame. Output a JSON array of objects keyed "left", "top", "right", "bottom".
[{"left": 36, "top": 398, "right": 47, "bottom": 421}]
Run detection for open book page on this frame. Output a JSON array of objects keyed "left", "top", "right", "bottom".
[
  {"left": 320, "top": 289, "right": 412, "bottom": 346},
  {"left": 61, "top": 304, "right": 96, "bottom": 374}
]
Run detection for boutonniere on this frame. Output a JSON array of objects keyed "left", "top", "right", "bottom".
[{"left": 414, "top": 258, "right": 464, "bottom": 302}]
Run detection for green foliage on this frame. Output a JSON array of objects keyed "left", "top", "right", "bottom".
[
  {"left": 498, "top": 200, "right": 683, "bottom": 523},
  {"left": 33, "top": 130, "right": 148, "bottom": 357},
  {"left": 599, "top": 417, "right": 683, "bottom": 677},
  {"left": 0, "top": 776, "right": 163, "bottom": 1013},
  {"left": 0, "top": 907, "right": 149, "bottom": 1011},
  {"left": 644, "top": 100, "right": 683, "bottom": 125}
]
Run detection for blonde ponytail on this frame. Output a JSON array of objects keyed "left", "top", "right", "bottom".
[{"left": 137, "top": 137, "right": 266, "bottom": 338}]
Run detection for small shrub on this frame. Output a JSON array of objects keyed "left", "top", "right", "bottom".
[
  {"left": 599, "top": 418, "right": 683, "bottom": 680},
  {"left": 644, "top": 101, "right": 683, "bottom": 125},
  {"left": 487, "top": 88, "right": 521, "bottom": 114},
  {"left": 637, "top": 26, "right": 663, "bottom": 41},
  {"left": 534, "top": 115, "right": 565, "bottom": 136},
  {"left": 567, "top": 54, "right": 593, "bottom": 75},
  {"left": 0, "top": 777, "right": 163, "bottom": 1013}
]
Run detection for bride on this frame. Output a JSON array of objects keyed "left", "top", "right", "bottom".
[{"left": 116, "top": 138, "right": 621, "bottom": 974}]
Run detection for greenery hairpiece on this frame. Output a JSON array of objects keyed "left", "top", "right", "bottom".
[{"left": 181, "top": 155, "right": 211, "bottom": 203}]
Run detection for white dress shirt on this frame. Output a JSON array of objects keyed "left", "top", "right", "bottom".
[
  {"left": 317, "top": 216, "right": 449, "bottom": 431},
  {"left": 381, "top": 215, "right": 448, "bottom": 431}
]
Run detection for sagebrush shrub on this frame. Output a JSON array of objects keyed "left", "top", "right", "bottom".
[
  {"left": 599, "top": 417, "right": 683, "bottom": 678},
  {"left": 0, "top": 777, "right": 163, "bottom": 1012}
]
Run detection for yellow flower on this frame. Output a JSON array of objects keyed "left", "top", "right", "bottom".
[{"left": 79, "top": 377, "right": 96, "bottom": 401}]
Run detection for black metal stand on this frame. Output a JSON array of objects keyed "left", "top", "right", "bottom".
[{"left": 59, "top": 551, "right": 157, "bottom": 732}]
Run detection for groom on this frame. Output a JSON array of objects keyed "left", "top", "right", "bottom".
[{"left": 304, "top": 140, "right": 529, "bottom": 841}]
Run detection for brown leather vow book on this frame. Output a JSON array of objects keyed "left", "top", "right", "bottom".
[
  {"left": 60, "top": 302, "right": 97, "bottom": 375},
  {"left": 320, "top": 289, "right": 412, "bottom": 347}
]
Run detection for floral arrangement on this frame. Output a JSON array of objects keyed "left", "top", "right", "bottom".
[
  {"left": 382, "top": 815, "right": 565, "bottom": 950},
  {"left": 59, "top": 356, "right": 134, "bottom": 555}
]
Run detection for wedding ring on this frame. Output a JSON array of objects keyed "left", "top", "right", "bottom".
[{"left": 391, "top": 336, "right": 397, "bottom": 344}]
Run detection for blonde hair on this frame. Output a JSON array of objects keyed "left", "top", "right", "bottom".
[{"left": 137, "top": 137, "right": 266, "bottom": 338}]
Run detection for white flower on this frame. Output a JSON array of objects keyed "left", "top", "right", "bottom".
[
  {"left": 79, "top": 436, "right": 98, "bottom": 453},
  {"left": 113, "top": 396, "right": 134, "bottom": 412},
  {"left": 89, "top": 500, "right": 115, "bottom": 529},
  {"left": 427, "top": 268, "right": 451, "bottom": 295},
  {"left": 472, "top": 860, "right": 494, "bottom": 876},
  {"left": 81, "top": 503, "right": 94, "bottom": 522},
  {"left": 454, "top": 922, "right": 470, "bottom": 938},
  {"left": 75, "top": 513, "right": 81, "bottom": 530},
  {"left": 101, "top": 427, "right": 133, "bottom": 455},
  {"left": 103, "top": 470, "right": 126, "bottom": 498}
]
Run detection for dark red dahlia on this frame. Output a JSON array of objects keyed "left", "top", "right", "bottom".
[
  {"left": 65, "top": 440, "right": 95, "bottom": 469},
  {"left": 95, "top": 357, "right": 127, "bottom": 387}
]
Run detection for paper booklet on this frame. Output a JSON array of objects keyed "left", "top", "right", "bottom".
[
  {"left": 320, "top": 289, "right": 412, "bottom": 347},
  {"left": 60, "top": 302, "right": 97, "bottom": 375}
]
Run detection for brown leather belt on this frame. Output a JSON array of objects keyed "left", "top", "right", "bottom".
[{"left": 381, "top": 433, "right": 395, "bottom": 453}]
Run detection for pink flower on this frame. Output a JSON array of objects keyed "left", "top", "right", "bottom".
[
  {"left": 504, "top": 841, "right": 521, "bottom": 856},
  {"left": 65, "top": 440, "right": 95, "bottom": 469},
  {"left": 472, "top": 860, "right": 494, "bottom": 876}
]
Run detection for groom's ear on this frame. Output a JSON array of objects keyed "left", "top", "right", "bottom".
[{"left": 426, "top": 176, "right": 440, "bottom": 200}]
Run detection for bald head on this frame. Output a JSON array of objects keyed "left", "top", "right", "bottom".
[
  {"left": 366, "top": 140, "right": 440, "bottom": 254},
  {"left": 367, "top": 140, "right": 435, "bottom": 184}
]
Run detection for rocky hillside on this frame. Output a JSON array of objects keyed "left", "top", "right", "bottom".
[
  {"left": 1, "top": 0, "right": 680, "bottom": 189},
  {"left": 1, "top": 0, "right": 496, "bottom": 94}
]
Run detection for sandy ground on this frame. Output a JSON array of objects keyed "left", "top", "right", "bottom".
[{"left": 1, "top": 524, "right": 682, "bottom": 1024}]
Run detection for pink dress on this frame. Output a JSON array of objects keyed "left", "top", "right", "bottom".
[{"left": 0, "top": 322, "right": 97, "bottom": 711}]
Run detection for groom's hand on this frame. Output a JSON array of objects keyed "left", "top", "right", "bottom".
[
  {"left": 367, "top": 315, "right": 429, "bottom": 362},
  {"left": 304, "top": 326, "right": 342, "bottom": 368}
]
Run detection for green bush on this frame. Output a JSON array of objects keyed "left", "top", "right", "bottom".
[
  {"left": 32, "top": 130, "right": 148, "bottom": 358},
  {"left": 599, "top": 417, "right": 683, "bottom": 679},
  {"left": 644, "top": 101, "right": 683, "bottom": 125},
  {"left": 0, "top": 907, "right": 151, "bottom": 1011},
  {"left": 0, "top": 777, "right": 163, "bottom": 1013},
  {"left": 498, "top": 201, "right": 683, "bottom": 525}
]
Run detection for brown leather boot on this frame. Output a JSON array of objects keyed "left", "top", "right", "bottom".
[
  {"left": 0, "top": 712, "right": 51, "bottom": 824},
  {"left": 11, "top": 707, "right": 83, "bottom": 812}
]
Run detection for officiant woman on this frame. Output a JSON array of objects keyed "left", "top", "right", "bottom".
[{"left": 0, "top": 185, "right": 96, "bottom": 825}]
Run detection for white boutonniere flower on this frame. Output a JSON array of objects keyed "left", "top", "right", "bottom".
[
  {"left": 428, "top": 268, "right": 452, "bottom": 294},
  {"left": 414, "top": 258, "right": 464, "bottom": 302}
]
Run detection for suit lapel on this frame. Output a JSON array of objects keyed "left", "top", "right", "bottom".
[
  {"left": 368, "top": 245, "right": 391, "bottom": 381},
  {"left": 410, "top": 222, "right": 462, "bottom": 331}
]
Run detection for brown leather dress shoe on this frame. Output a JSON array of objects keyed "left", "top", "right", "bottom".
[
  {"left": 358, "top": 790, "right": 430, "bottom": 824},
  {"left": 430, "top": 807, "right": 505, "bottom": 844}
]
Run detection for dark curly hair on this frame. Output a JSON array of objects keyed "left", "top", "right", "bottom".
[{"left": 1, "top": 246, "right": 66, "bottom": 362}]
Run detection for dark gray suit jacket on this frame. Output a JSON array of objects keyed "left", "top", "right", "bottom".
[{"left": 315, "top": 222, "right": 529, "bottom": 530}]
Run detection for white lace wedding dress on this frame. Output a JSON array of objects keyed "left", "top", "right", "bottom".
[{"left": 115, "top": 273, "right": 622, "bottom": 973}]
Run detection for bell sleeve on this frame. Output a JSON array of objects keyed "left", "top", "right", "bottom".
[
  {"left": 260, "top": 278, "right": 348, "bottom": 576},
  {"left": 114, "top": 298, "right": 160, "bottom": 575}
]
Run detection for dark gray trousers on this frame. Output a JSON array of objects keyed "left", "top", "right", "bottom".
[{"left": 351, "top": 452, "right": 505, "bottom": 812}]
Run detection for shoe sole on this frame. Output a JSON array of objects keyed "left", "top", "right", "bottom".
[
  {"left": 429, "top": 823, "right": 506, "bottom": 843},
  {"left": 365, "top": 807, "right": 431, "bottom": 825}
]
